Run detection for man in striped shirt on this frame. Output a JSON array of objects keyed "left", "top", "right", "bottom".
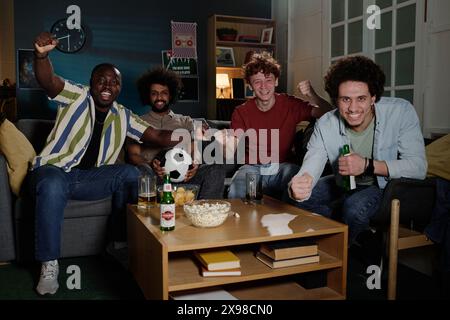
[{"left": 32, "top": 32, "right": 179, "bottom": 295}]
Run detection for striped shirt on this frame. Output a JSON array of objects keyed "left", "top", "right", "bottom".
[{"left": 32, "top": 79, "right": 150, "bottom": 172}]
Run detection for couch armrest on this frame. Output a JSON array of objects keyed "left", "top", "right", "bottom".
[{"left": 0, "top": 153, "right": 16, "bottom": 261}]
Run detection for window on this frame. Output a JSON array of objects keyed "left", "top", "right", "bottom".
[{"left": 327, "top": 0, "right": 422, "bottom": 106}]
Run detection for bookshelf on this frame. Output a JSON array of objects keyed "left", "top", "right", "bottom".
[
  {"left": 127, "top": 197, "right": 347, "bottom": 300},
  {"left": 207, "top": 14, "right": 276, "bottom": 120}
]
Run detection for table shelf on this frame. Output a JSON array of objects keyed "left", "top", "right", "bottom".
[{"left": 128, "top": 198, "right": 348, "bottom": 300}]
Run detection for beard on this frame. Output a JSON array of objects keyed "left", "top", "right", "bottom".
[{"left": 150, "top": 100, "right": 170, "bottom": 113}]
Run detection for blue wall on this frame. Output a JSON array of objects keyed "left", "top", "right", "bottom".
[{"left": 14, "top": 0, "right": 271, "bottom": 119}]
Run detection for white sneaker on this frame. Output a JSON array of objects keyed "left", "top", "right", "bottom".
[{"left": 36, "top": 260, "right": 59, "bottom": 295}]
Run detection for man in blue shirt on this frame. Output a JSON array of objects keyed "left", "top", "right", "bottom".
[{"left": 289, "top": 56, "right": 427, "bottom": 246}]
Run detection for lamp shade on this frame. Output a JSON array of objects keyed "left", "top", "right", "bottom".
[{"left": 216, "top": 73, "right": 230, "bottom": 89}]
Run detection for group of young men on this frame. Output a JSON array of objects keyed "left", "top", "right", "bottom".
[{"left": 20, "top": 31, "right": 427, "bottom": 295}]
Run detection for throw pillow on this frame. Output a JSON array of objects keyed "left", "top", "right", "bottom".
[
  {"left": 426, "top": 133, "right": 450, "bottom": 181},
  {"left": 0, "top": 119, "right": 36, "bottom": 196}
]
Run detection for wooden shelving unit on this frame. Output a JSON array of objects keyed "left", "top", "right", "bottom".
[
  {"left": 207, "top": 14, "right": 276, "bottom": 120},
  {"left": 127, "top": 197, "right": 348, "bottom": 300}
]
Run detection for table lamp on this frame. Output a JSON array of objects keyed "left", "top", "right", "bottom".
[{"left": 216, "top": 73, "right": 230, "bottom": 99}]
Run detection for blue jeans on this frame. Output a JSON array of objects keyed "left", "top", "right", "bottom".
[
  {"left": 293, "top": 175, "right": 383, "bottom": 244},
  {"left": 228, "top": 163, "right": 300, "bottom": 201},
  {"left": 29, "top": 164, "right": 140, "bottom": 262},
  {"left": 425, "top": 178, "right": 450, "bottom": 272}
]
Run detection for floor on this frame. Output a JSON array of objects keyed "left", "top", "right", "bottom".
[{"left": 0, "top": 246, "right": 446, "bottom": 300}]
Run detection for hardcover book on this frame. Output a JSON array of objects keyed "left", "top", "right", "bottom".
[
  {"left": 259, "top": 239, "right": 318, "bottom": 260},
  {"left": 201, "top": 267, "right": 241, "bottom": 277},
  {"left": 171, "top": 288, "right": 238, "bottom": 300},
  {"left": 256, "top": 251, "right": 320, "bottom": 269},
  {"left": 195, "top": 250, "right": 240, "bottom": 271}
]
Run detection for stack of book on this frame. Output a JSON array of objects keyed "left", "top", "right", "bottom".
[
  {"left": 256, "top": 239, "right": 320, "bottom": 268},
  {"left": 238, "top": 35, "right": 260, "bottom": 43},
  {"left": 195, "top": 250, "right": 241, "bottom": 277}
]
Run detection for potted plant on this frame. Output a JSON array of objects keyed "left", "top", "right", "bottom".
[{"left": 216, "top": 28, "right": 238, "bottom": 41}]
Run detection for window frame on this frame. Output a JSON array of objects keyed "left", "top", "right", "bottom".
[{"left": 322, "top": 0, "right": 426, "bottom": 124}]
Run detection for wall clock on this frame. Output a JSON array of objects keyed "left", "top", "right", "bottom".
[{"left": 50, "top": 19, "right": 86, "bottom": 53}]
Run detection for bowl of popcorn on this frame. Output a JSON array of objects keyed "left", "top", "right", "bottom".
[
  {"left": 183, "top": 200, "right": 231, "bottom": 228},
  {"left": 157, "top": 184, "right": 199, "bottom": 206}
]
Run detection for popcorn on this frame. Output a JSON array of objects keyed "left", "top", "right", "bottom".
[{"left": 184, "top": 200, "right": 231, "bottom": 227}]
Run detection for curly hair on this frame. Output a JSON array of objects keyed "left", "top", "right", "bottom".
[
  {"left": 136, "top": 67, "right": 182, "bottom": 106},
  {"left": 243, "top": 51, "right": 280, "bottom": 82},
  {"left": 324, "top": 55, "right": 385, "bottom": 105}
]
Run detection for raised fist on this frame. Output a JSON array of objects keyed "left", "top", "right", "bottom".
[
  {"left": 297, "top": 80, "right": 317, "bottom": 99},
  {"left": 34, "top": 32, "right": 58, "bottom": 55},
  {"left": 290, "top": 173, "right": 313, "bottom": 201}
]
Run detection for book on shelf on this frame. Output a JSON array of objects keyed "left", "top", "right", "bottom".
[
  {"left": 195, "top": 250, "right": 240, "bottom": 271},
  {"left": 256, "top": 251, "right": 320, "bottom": 269},
  {"left": 259, "top": 239, "right": 318, "bottom": 260},
  {"left": 171, "top": 288, "right": 238, "bottom": 300},
  {"left": 201, "top": 266, "right": 241, "bottom": 277}
]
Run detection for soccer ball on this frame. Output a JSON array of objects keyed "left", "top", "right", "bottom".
[{"left": 159, "top": 148, "right": 192, "bottom": 183}]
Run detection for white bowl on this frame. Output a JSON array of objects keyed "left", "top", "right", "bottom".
[{"left": 183, "top": 200, "right": 231, "bottom": 228}]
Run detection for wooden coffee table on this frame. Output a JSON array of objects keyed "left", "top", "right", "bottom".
[{"left": 127, "top": 197, "right": 348, "bottom": 300}]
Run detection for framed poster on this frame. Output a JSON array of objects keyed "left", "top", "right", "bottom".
[
  {"left": 216, "top": 47, "right": 235, "bottom": 67},
  {"left": 162, "top": 50, "right": 198, "bottom": 76},
  {"left": 17, "top": 49, "right": 41, "bottom": 90}
]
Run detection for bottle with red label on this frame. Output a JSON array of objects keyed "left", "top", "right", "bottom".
[{"left": 160, "top": 174, "right": 175, "bottom": 231}]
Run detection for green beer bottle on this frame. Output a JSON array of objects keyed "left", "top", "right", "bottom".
[
  {"left": 341, "top": 144, "right": 356, "bottom": 191},
  {"left": 160, "top": 174, "right": 175, "bottom": 231}
]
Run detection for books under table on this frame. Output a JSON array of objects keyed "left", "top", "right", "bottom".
[
  {"left": 256, "top": 251, "right": 320, "bottom": 269},
  {"left": 171, "top": 287, "right": 238, "bottom": 300},
  {"left": 259, "top": 239, "right": 318, "bottom": 260},
  {"left": 195, "top": 249, "right": 241, "bottom": 271}
]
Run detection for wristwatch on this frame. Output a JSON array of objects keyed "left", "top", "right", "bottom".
[{"left": 365, "top": 158, "right": 375, "bottom": 176}]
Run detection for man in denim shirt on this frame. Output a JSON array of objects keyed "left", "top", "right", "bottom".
[{"left": 289, "top": 56, "right": 427, "bottom": 245}]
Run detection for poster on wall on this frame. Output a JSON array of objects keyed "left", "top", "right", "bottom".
[
  {"left": 216, "top": 47, "right": 235, "bottom": 67},
  {"left": 162, "top": 50, "right": 197, "bottom": 76},
  {"left": 17, "top": 49, "right": 42, "bottom": 90},
  {"left": 171, "top": 21, "right": 197, "bottom": 59}
]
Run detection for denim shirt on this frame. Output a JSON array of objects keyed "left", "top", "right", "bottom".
[{"left": 296, "top": 97, "right": 427, "bottom": 194}]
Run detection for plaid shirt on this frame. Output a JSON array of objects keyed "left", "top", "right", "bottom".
[{"left": 32, "top": 79, "right": 150, "bottom": 171}]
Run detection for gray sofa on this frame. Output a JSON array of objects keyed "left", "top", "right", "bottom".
[
  {"left": 0, "top": 118, "right": 235, "bottom": 262},
  {"left": 0, "top": 119, "right": 112, "bottom": 262}
]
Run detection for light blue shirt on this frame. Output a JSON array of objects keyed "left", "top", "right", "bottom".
[{"left": 296, "top": 97, "right": 427, "bottom": 195}]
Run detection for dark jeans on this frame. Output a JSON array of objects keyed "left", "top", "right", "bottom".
[
  {"left": 425, "top": 178, "right": 450, "bottom": 272},
  {"left": 228, "top": 163, "right": 300, "bottom": 201},
  {"left": 29, "top": 164, "right": 139, "bottom": 262},
  {"left": 156, "top": 164, "right": 226, "bottom": 199},
  {"left": 293, "top": 175, "right": 383, "bottom": 244},
  {"left": 189, "top": 164, "right": 226, "bottom": 199}
]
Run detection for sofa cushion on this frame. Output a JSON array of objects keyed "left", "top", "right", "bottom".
[
  {"left": 0, "top": 154, "right": 15, "bottom": 261},
  {"left": 15, "top": 119, "right": 54, "bottom": 154},
  {"left": 207, "top": 120, "right": 230, "bottom": 130},
  {"left": 0, "top": 119, "right": 36, "bottom": 196},
  {"left": 15, "top": 197, "right": 112, "bottom": 220}
]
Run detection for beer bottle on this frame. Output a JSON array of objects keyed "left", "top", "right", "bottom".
[
  {"left": 341, "top": 144, "right": 356, "bottom": 191},
  {"left": 160, "top": 174, "right": 175, "bottom": 231}
]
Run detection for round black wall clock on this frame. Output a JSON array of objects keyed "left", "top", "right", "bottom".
[{"left": 50, "top": 19, "right": 86, "bottom": 53}]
